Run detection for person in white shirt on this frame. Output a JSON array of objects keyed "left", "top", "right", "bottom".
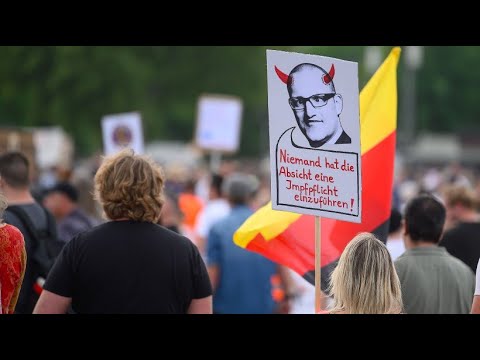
[
  {"left": 386, "top": 208, "right": 405, "bottom": 261},
  {"left": 194, "top": 174, "right": 230, "bottom": 256}
]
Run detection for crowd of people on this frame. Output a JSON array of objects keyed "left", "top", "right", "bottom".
[{"left": 1, "top": 148, "right": 480, "bottom": 314}]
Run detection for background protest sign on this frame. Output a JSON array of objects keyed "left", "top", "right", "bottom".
[
  {"left": 101, "top": 112, "right": 144, "bottom": 156},
  {"left": 194, "top": 94, "right": 243, "bottom": 153},
  {"left": 267, "top": 50, "right": 361, "bottom": 223}
]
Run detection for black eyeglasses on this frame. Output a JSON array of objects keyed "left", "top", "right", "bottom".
[{"left": 288, "top": 93, "right": 336, "bottom": 110}]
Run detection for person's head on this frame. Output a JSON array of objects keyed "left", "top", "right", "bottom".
[
  {"left": 403, "top": 194, "right": 446, "bottom": 245},
  {"left": 0, "top": 151, "right": 31, "bottom": 191},
  {"left": 158, "top": 190, "right": 184, "bottom": 233},
  {"left": 42, "top": 182, "right": 79, "bottom": 219},
  {"left": 287, "top": 63, "right": 344, "bottom": 148},
  {"left": 182, "top": 179, "right": 196, "bottom": 194},
  {"left": 0, "top": 192, "right": 8, "bottom": 223},
  {"left": 222, "top": 173, "right": 257, "bottom": 206},
  {"left": 329, "top": 232, "right": 403, "bottom": 314},
  {"left": 94, "top": 148, "right": 164, "bottom": 222},
  {"left": 443, "top": 185, "right": 477, "bottom": 224},
  {"left": 388, "top": 208, "right": 402, "bottom": 235},
  {"left": 209, "top": 173, "right": 224, "bottom": 200}
]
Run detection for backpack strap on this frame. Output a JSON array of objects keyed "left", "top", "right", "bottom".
[
  {"left": 7, "top": 205, "right": 42, "bottom": 246},
  {"left": 7, "top": 205, "right": 61, "bottom": 261},
  {"left": 40, "top": 206, "right": 62, "bottom": 257}
]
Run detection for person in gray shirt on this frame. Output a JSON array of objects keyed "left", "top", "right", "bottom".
[{"left": 395, "top": 194, "right": 475, "bottom": 314}]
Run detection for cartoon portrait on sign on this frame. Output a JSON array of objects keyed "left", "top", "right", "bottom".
[
  {"left": 275, "top": 63, "right": 351, "bottom": 148},
  {"left": 267, "top": 50, "right": 361, "bottom": 222}
]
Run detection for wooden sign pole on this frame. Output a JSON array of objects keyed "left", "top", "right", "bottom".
[{"left": 315, "top": 216, "right": 322, "bottom": 313}]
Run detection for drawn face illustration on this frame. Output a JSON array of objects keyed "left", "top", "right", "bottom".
[
  {"left": 112, "top": 125, "right": 133, "bottom": 147},
  {"left": 288, "top": 64, "right": 343, "bottom": 148}
]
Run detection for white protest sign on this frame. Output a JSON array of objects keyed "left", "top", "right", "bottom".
[
  {"left": 101, "top": 112, "right": 144, "bottom": 156},
  {"left": 195, "top": 95, "right": 243, "bottom": 152},
  {"left": 267, "top": 50, "right": 361, "bottom": 223}
]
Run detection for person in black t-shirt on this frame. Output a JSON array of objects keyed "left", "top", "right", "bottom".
[
  {"left": 440, "top": 185, "right": 480, "bottom": 274},
  {"left": 33, "top": 149, "right": 212, "bottom": 314}
]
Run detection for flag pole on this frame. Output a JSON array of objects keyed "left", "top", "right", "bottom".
[{"left": 315, "top": 215, "right": 322, "bottom": 313}]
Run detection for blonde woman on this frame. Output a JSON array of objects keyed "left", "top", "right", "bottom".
[
  {"left": 0, "top": 192, "right": 27, "bottom": 314},
  {"left": 34, "top": 149, "right": 212, "bottom": 314},
  {"left": 327, "top": 232, "right": 403, "bottom": 314}
]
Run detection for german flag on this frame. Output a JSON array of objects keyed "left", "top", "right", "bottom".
[{"left": 234, "top": 48, "right": 401, "bottom": 290}]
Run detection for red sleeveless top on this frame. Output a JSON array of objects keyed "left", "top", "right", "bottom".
[{"left": 0, "top": 223, "right": 27, "bottom": 314}]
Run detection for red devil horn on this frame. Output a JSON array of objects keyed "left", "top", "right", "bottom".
[
  {"left": 274, "top": 66, "right": 289, "bottom": 84},
  {"left": 323, "top": 64, "right": 335, "bottom": 84}
]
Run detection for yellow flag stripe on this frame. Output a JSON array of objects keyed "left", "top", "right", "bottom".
[
  {"left": 360, "top": 47, "right": 401, "bottom": 154},
  {"left": 233, "top": 203, "right": 301, "bottom": 248}
]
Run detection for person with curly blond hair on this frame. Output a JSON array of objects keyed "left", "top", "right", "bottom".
[
  {"left": 34, "top": 149, "right": 212, "bottom": 314},
  {"left": 0, "top": 191, "right": 27, "bottom": 314}
]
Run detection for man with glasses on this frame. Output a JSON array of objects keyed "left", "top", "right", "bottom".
[{"left": 279, "top": 63, "right": 350, "bottom": 148}]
